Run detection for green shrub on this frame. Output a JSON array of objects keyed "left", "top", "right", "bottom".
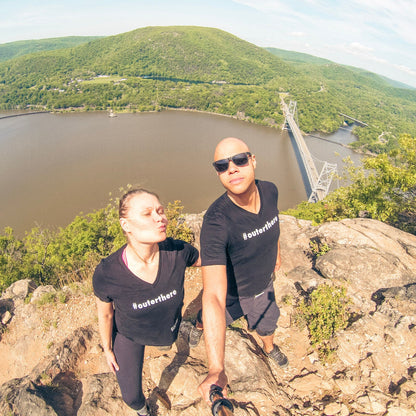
[
  {"left": 37, "top": 292, "right": 57, "bottom": 305},
  {"left": 295, "top": 284, "right": 351, "bottom": 357},
  {"left": 165, "top": 200, "right": 194, "bottom": 243},
  {"left": 309, "top": 240, "right": 330, "bottom": 258},
  {"left": 57, "top": 291, "right": 67, "bottom": 304}
]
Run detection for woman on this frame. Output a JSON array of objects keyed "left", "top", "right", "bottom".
[{"left": 93, "top": 189, "right": 200, "bottom": 416}]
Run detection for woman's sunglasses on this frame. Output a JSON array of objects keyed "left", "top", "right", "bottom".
[{"left": 212, "top": 152, "right": 252, "bottom": 173}]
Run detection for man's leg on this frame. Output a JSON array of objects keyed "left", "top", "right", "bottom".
[
  {"left": 189, "top": 310, "right": 204, "bottom": 347},
  {"left": 244, "top": 282, "right": 288, "bottom": 367},
  {"left": 259, "top": 333, "right": 274, "bottom": 354}
]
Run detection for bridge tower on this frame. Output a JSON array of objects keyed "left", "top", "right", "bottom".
[
  {"left": 308, "top": 160, "right": 338, "bottom": 203},
  {"left": 288, "top": 100, "right": 298, "bottom": 124},
  {"left": 282, "top": 99, "right": 337, "bottom": 202}
]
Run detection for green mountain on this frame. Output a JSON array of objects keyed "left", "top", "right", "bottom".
[
  {"left": 0, "top": 26, "right": 415, "bottom": 154},
  {"left": 0, "top": 36, "right": 103, "bottom": 63},
  {"left": 0, "top": 26, "right": 291, "bottom": 84}
]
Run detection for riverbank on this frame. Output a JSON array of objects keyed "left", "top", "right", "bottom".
[
  {"left": 0, "top": 111, "right": 50, "bottom": 119},
  {"left": 0, "top": 104, "right": 287, "bottom": 132}
]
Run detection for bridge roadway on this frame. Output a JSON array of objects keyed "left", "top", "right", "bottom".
[
  {"left": 339, "top": 113, "right": 368, "bottom": 127},
  {"left": 280, "top": 99, "right": 326, "bottom": 201}
]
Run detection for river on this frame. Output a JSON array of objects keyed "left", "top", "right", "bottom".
[{"left": 0, "top": 110, "right": 361, "bottom": 235}]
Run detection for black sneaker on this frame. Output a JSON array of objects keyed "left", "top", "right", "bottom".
[
  {"left": 188, "top": 324, "right": 203, "bottom": 348},
  {"left": 266, "top": 345, "right": 288, "bottom": 368}
]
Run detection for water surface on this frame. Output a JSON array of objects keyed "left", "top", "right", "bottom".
[{"left": 0, "top": 111, "right": 361, "bottom": 235}]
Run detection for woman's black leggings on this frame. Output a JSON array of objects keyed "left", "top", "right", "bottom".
[{"left": 113, "top": 332, "right": 146, "bottom": 410}]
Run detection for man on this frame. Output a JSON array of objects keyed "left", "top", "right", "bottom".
[{"left": 196, "top": 137, "right": 288, "bottom": 405}]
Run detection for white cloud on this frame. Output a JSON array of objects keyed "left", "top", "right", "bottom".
[
  {"left": 234, "top": 0, "right": 416, "bottom": 45},
  {"left": 336, "top": 42, "right": 387, "bottom": 65},
  {"left": 349, "top": 0, "right": 416, "bottom": 45},
  {"left": 290, "top": 32, "right": 305, "bottom": 37},
  {"left": 393, "top": 64, "right": 416, "bottom": 77},
  {"left": 347, "top": 42, "right": 374, "bottom": 54}
]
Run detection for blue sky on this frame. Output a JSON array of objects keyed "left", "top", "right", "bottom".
[{"left": 1, "top": 0, "right": 415, "bottom": 87}]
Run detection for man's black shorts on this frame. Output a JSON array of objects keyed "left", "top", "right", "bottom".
[{"left": 225, "top": 279, "right": 280, "bottom": 337}]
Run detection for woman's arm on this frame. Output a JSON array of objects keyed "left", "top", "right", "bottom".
[{"left": 96, "top": 297, "right": 119, "bottom": 373}]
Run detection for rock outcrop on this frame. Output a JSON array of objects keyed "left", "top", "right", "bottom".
[{"left": 0, "top": 216, "right": 415, "bottom": 415}]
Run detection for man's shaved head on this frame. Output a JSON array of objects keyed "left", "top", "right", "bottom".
[{"left": 214, "top": 137, "right": 250, "bottom": 161}]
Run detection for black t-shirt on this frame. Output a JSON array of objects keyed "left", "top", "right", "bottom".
[
  {"left": 200, "top": 180, "right": 280, "bottom": 298},
  {"left": 93, "top": 238, "right": 199, "bottom": 346}
]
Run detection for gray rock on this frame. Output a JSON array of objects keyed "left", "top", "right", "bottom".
[
  {"left": 14, "top": 381, "right": 58, "bottom": 416},
  {"left": 30, "top": 285, "right": 57, "bottom": 304},
  {"left": 1, "top": 310, "right": 12, "bottom": 325},
  {"left": 2, "top": 279, "right": 37, "bottom": 300},
  {"left": 1, "top": 217, "right": 416, "bottom": 415},
  {"left": 78, "top": 373, "right": 128, "bottom": 416},
  {"left": 315, "top": 246, "right": 414, "bottom": 312}
]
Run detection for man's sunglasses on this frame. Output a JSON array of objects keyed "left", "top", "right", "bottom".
[{"left": 212, "top": 152, "right": 252, "bottom": 173}]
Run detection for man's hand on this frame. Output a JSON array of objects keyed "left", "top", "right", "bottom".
[{"left": 198, "top": 370, "right": 228, "bottom": 406}]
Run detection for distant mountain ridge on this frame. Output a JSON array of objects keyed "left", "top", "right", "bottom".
[
  {"left": 266, "top": 47, "right": 415, "bottom": 90},
  {"left": 266, "top": 47, "right": 333, "bottom": 65},
  {"left": 0, "top": 36, "right": 103, "bottom": 63}
]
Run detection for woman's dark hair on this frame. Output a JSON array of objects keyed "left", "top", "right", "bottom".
[{"left": 118, "top": 188, "right": 160, "bottom": 219}]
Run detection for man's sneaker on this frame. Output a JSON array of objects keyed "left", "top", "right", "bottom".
[
  {"left": 137, "top": 403, "right": 151, "bottom": 416},
  {"left": 188, "top": 324, "right": 203, "bottom": 348},
  {"left": 266, "top": 345, "right": 288, "bottom": 368}
]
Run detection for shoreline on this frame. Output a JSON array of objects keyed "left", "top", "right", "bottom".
[{"left": 1, "top": 106, "right": 363, "bottom": 154}]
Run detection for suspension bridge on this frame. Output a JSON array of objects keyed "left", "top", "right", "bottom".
[{"left": 281, "top": 98, "right": 337, "bottom": 202}]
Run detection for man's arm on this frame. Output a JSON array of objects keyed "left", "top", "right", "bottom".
[
  {"left": 198, "top": 264, "right": 228, "bottom": 405},
  {"left": 96, "top": 297, "right": 119, "bottom": 374}
]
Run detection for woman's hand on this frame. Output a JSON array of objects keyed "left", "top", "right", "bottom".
[
  {"left": 104, "top": 349, "right": 119, "bottom": 374},
  {"left": 96, "top": 297, "right": 118, "bottom": 373}
]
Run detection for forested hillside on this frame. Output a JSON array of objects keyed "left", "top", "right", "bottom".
[
  {"left": 0, "top": 26, "right": 415, "bottom": 153},
  {"left": 267, "top": 47, "right": 416, "bottom": 152},
  {"left": 0, "top": 36, "right": 102, "bottom": 62}
]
